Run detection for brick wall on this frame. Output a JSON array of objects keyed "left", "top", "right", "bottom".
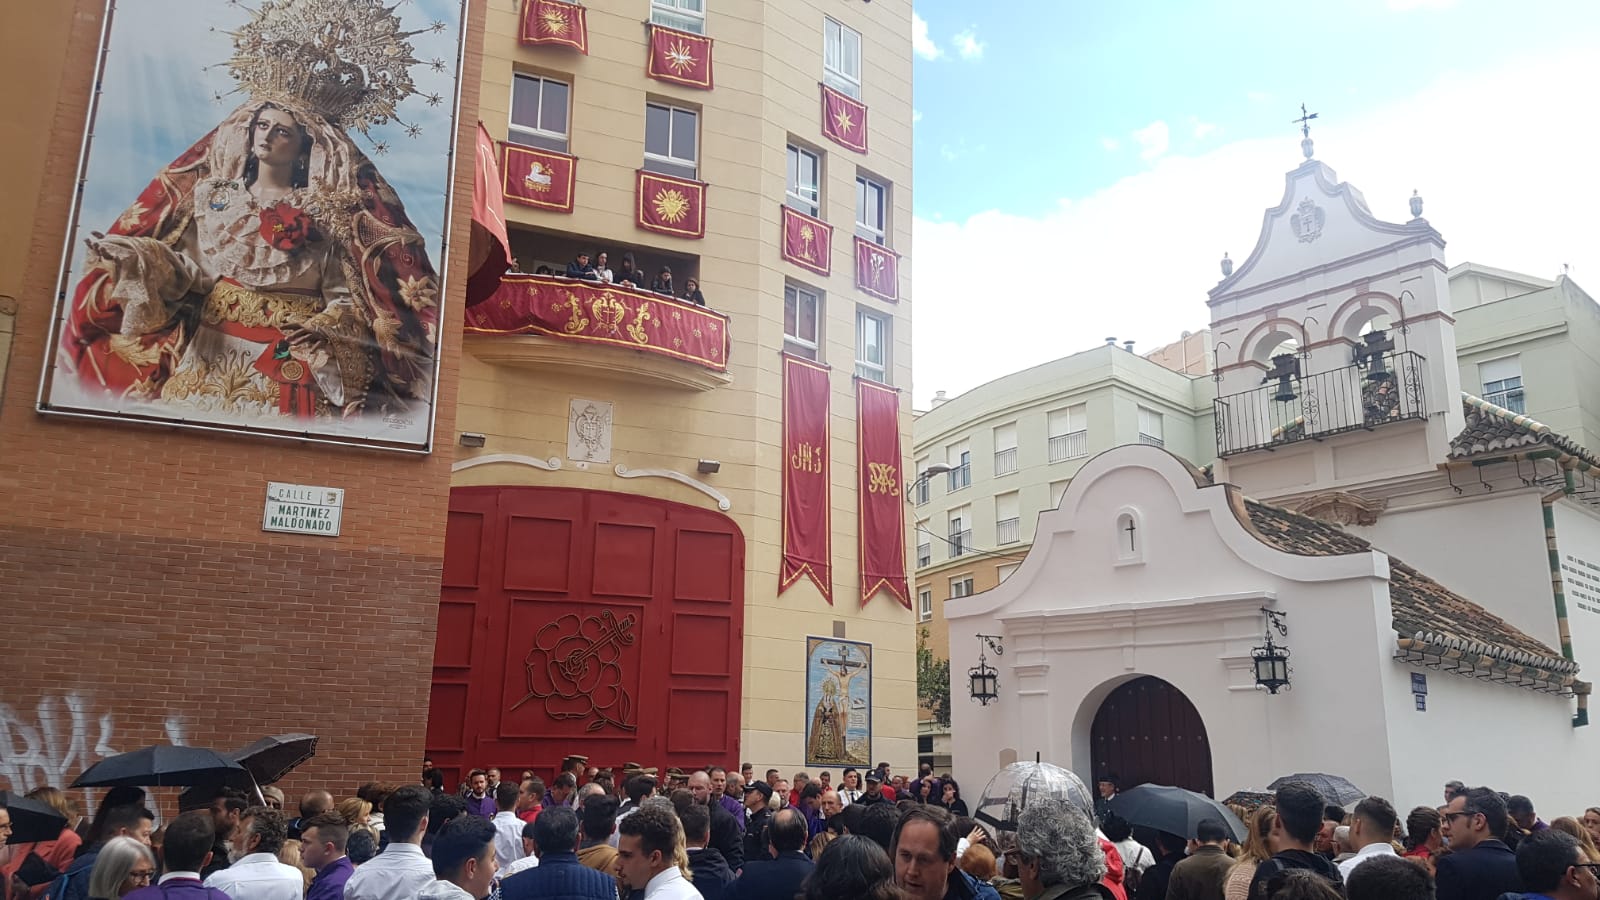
[{"left": 0, "top": 0, "right": 484, "bottom": 801}]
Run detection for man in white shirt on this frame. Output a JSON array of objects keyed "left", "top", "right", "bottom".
[
  {"left": 345, "top": 785, "right": 436, "bottom": 900},
  {"left": 615, "top": 804, "right": 699, "bottom": 900},
  {"left": 1338, "top": 795, "right": 1400, "bottom": 880},
  {"left": 497, "top": 821, "right": 541, "bottom": 883},
  {"left": 418, "top": 817, "right": 499, "bottom": 900},
  {"left": 490, "top": 782, "right": 527, "bottom": 868},
  {"left": 203, "top": 807, "right": 305, "bottom": 900}
]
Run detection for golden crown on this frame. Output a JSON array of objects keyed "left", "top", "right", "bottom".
[{"left": 222, "top": 0, "right": 448, "bottom": 136}]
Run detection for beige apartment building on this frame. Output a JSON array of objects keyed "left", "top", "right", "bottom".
[{"left": 434, "top": 0, "right": 917, "bottom": 779}]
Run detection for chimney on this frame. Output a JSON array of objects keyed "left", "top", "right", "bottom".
[
  {"left": 1104, "top": 337, "right": 1117, "bottom": 347},
  {"left": 931, "top": 390, "right": 948, "bottom": 407},
  {"left": 1123, "top": 340, "right": 1135, "bottom": 353}
]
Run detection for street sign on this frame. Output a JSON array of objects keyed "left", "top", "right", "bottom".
[{"left": 262, "top": 482, "right": 344, "bottom": 537}]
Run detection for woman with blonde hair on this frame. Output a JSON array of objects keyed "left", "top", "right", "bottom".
[
  {"left": 86, "top": 836, "right": 155, "bottom": 900},
  {"left": 1550, "top": 817, "right": 1600, "bottom": 863},
  {"left": 337, "top": 797, "right": 373, "bottom": 828},
  {"left": 277, "top": 838, "right": 316, "bottom": 890},
  {"left": 1224, "top": 807, "right": 1276, "bottom": 900}
]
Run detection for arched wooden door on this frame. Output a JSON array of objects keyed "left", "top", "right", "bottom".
[
  {"left": 426, "top": 486, "right": 745, "bottom": 788},
  {"left": 1089, "top": 676, "right": 1213, "bottom": 796}
]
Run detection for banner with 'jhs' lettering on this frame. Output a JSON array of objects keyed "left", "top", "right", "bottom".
[{"left": 781, "top": 355, "right": 832, "bottom": 603}]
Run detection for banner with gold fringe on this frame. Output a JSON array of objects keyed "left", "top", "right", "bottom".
[
  {"left": 637, "top": 170, "right": 707, "bottom": 239},
  {"left": 518, "top": 0, "right": 589, "bottom": 53},
  {"left": 857, "top": 377, "right": 909, "bottom": 608},
  {"left": 646, "top": 24, "right": 713, "bottom": 89},
  {"left": 821, "top": 83, "right": 868, "bottom": 154},
  {"left": 782, "top": 354, "right": 833, "bottom": 603},
  {"left": 781, "top": 205, "right": 832, "bottom": 276},
  {"left": 502, "top": 143, "right": 576, "bottom": 213},
  {"left": 854, "top": 237, "right": 899, "bottom": 303}
]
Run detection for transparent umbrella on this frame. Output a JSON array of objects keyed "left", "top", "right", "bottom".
[{"left": 973, "top": 761, "right": 1096, "bottom": 832}]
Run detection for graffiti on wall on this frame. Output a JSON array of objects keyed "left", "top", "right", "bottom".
[{"left": 0, "top": 695, "right": 185, "bottom": 792}]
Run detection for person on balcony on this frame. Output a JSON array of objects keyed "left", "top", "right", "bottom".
[
  {"left": 594, "top": 251, "right": 614, "bottom": 283},
  {"left": 565, "top": 253, "right": 598, "bottom": 280},
  {"left": 681, "top": 278, "right": 707, "bottom": 307},
  {"left": 614, "top": 253, "right": 644, "bottom": 289},
  {"left": 650, "top": 266, "right": 675, "bottom": 295}
]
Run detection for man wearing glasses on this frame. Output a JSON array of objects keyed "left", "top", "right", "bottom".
[
  {"left": 1514, "top": 830, "right": 1600, "bottom": 900},
  {"left": 1436, "top": 788, "right": 1522, "bottom": 900}
]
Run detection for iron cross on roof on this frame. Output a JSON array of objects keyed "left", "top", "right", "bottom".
[{"left": 1293, "top": 103, "right": 1319, "bottom": 139}]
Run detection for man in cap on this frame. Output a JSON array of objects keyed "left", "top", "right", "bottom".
[
  {"left": 741, "top": 782, "right": 775, "bottom": 864},
  {"left": 858, "top": 771, "right": 891, "bottom": 807}
]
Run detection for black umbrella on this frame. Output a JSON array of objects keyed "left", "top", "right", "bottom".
[
  {"left": 1110, "top": 784, "right": 1247, "bottom": 842},
  {"left": 71, "top": 745, "right": 252, "bottom": 789},
  {"left": 1267, "top": 773, "right": 1364, "bottom": 806},
  {"left": 1222, "top": 790, "right": 1275, "bottom": 812},
  {"left": 233, "top": 734, "right": 318, "bottom": 786},
  {"left": 0, "top": 791, "right": 69, "bottom": 844}
]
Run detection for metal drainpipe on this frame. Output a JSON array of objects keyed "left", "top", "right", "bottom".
[{"left": 1542, "top": 468, "right": 1588, "bottom": 727}]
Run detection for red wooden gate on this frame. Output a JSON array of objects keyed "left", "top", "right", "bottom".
[
  {"left": 1089, "top": 676, "right": 1214, "bottom": 797},
  {"left": 427, "top": 486, "right": 745, "bottom": 787}
]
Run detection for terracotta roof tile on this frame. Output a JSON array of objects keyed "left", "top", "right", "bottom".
[{"left": 1449, "top": 395, "right": 1600, "bottom": 465}]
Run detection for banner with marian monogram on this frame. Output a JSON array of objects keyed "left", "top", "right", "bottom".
[
  {"left": 781, "top": 355, "right": 833, "bottom": 603},
  {"left": 519, "top": 0, "right": 589, "bottom": 53},
  {"left": 41, "top": 0, "right": 466, "bottom": 451},
  {"left": 781, "top": 205, "right": 833, "bottom": 277},
  {"left": 466, "top": 274, "right": 729, "bottom": 372},
  {"left": 857, "top": 378, "right": 910, "bottom": 608},
  {"left": 502, "top": 143, "right": 576, "bottom": 213},
  {"left": 854, "top": 237, "right": 899, "bottom": 303}
]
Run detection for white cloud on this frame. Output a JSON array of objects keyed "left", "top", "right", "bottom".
[
  {"left": 909, "top": 50, "right": 1600, "bottom": 408},
  {"left": 1133, "top": 120, "right": 1170, "bottom": 160},
  {"left": 913, "top": 109, "right": 923, "bottom": 123},
  {"left": 1100, "top": 137, "right": 1120, "bottom": 152},
  {"left": 1192, "top": 120, "right": 1219, "bottom": 140},
  {"left": 952, "top": 27, "right": 985, "bottom": 60},
  {"left": 912, "top": 12, "right": 944, "bottom": 60}
]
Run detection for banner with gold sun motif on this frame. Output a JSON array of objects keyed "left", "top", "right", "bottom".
[
  {"left": 519, "top": 0, "right": 588, "bottom": 53},
  {"left": 781, "top": 205, "right": 833, "bottom": 276},
  {"left": 646, "top": 24, "right": 713, "bottom": 89},
  {"left": 854, "top": 237, "right": 899, "bottom": 303},
  {"left": 857, "top": 378, "right": 910, "bottom": 609},
  {"left": 636, "top": 170, "right": 706, "bottom": 239},
  {"left": 502, "top": 143, "right": 576, "bottom": 213},
  {"left": 821, "top": 84, "right": 868, "bottom": 154}
]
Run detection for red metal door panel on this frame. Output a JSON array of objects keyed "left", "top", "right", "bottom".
[{"left": 429, "top": 487, "right": 745, "bottom": 780}]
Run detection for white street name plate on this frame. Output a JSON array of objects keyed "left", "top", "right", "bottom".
[{"left": 263, "top": 482, "right": 344, "bottom": 536}]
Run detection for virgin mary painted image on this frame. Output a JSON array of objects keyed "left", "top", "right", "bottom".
[
  {"left": 46, "top": 0, "right": 462, "bottom": 449},
  {"left": 806, "top": 637, "right": 871, "bottom": 767}
]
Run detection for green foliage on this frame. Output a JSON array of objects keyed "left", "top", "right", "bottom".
[{"left": 916, "top": 626, "right": 951, "bottom": 728}]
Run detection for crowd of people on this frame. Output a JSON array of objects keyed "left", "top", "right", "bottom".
[
  {"left": 515, "top": 250, "right": 708, "bottom": 307},
  {"left": 4, "top": 762, "right": 1599, "bottom": 900}
]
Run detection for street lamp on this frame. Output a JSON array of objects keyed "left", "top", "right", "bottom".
[
  {"left": 1252, "top": 608, "right": 1292, "bottom": 694},
  {"left": 908, "top": 462, "right": 953, "bottom": 504},
  {"left": 969, "top": 634, "right": 1004, "bottom": 705}
]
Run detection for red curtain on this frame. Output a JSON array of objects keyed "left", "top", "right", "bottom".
[
  {"left": 857, "top": 378, "right": 909, "bottom": 608},
  {"left": 646, "top": 24, "right": 714, "bottom": 89},
  {"left": 467, "top": 123, "right": 511, "bottom": 307},
  {"left": 502, "top": 143, "right": 576, "bottom": 213},
  {"left": 821, "top": 84, "right": 869, "bottom": 154},
  {"left": 518, "top": 0, "right": 589, "bottom": 53},
  {"left": 782, "top": 355, "right": 833, "bottom": 602},
  {"left": 781, "top": 205, "right": 833, "bottom": 276}
]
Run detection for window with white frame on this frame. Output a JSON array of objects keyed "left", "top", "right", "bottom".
[
  {"left": 918, "top": 588, "right": 933, "bottom": 622},
  {"left": 950, "top": 575, "right": 974, "bottom": 599},
  {"left": 914, "top": 456, "right": 930, "bottom": 506},
  {"left": 947, "top": 440, "right": 971, "bottom": 491},
  {"left": 856, "top": 174, "right": 887, "bottom": 245},
  {"left": 786, "top": 144, "right": 821, "bottom": 217},
  {"left": 823, "top": 17, "right": 862, "bottom": 98},
  {"left": 643, "top": 102, "right": 698, "bottom": 179},
  {"left": 650, "top": 0, "right": 705, "bottom": 34},
  {"left": 997, "top": 562, "right": 1019, "bottom": 583},
  {"left": 1138, "top": 406, "right": 1164, "bottom": 447},
  {"left": 784, "top": 284, "right": 821, "bottom": 359},
  {"left": 993, "top": 423, "right": 1018, "bottom": 475},
  {"left": 1047, "top": 404, "right": 1087, "bottom": 462},
  {"left": 948, "top": 505, "right": 971, "bottom": 557},
  {"left": 855, "top": 308, "right": 890, "bottom": 383},
  {"left": 996, "top": 491, "right": 1020, "bottom": 544},
  {"left": 916, "top": 520, "right": 931, "bottom": 568},
  {"left": 509, "top": 74, "right": 570, "bottom": 152},
  {"left": 1480, "top": 356, "right": 1525, "bottom": 414},
  {"left": 1050, "top": 480, "right": 1069, "bottom": 509}
]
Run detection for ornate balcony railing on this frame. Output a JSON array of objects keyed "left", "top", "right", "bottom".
[{"left": 1214, "top": 350, "right": 1429, "bottom": 457}]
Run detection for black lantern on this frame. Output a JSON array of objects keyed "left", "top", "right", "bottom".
[
  {"left": 1251, "top": 608, "right": 1292, "bottom": 694},
  {"left": 968, "top": 634, "right": 1004, "bottom": 705}
]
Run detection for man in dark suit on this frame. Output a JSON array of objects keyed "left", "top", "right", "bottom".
[
  {"left": 500, "top": 807, "right": 618, "bottom": 900},
  {"left": 681, "top": 804, "right": 734, "bottom": 900},
  {"left": 723, "top": 809, "right": 813, "bottom": 900},
  {"left": 1435, "top": 787, "right": 1522, "bottom": 900}
]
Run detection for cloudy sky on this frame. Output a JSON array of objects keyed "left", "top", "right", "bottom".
[{"left": 909, "top": 0, "right": 1600, "bottom": 407}]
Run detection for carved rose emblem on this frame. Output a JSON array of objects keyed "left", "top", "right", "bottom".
[
  {"left": 511, "top": 610, "right": 637, "bottom": 732},
  {"left": 258, "top": 203, "right": 317, "bottom": 251}
]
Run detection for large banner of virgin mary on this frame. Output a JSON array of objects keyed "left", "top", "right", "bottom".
[{"left": 40, "top": 0, "right": 467, "bottom": 452}]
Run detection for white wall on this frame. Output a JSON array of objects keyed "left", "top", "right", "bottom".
[{"left": 1554, "top": 501, "right": 1600, "bottom": 680}]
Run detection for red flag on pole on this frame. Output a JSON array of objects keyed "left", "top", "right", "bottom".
[
  {"left": 518, "top": 0, "right": 589, "bottom": 53},
  {"left": 646, "top": 24, "right": 714, "bottom": 89},
  {"left": 782, "top": 355, "right": 833, "bottom": 602},
  {"left": 820, "top": 84, "right": 869, "bottom": 154},
  {"left": 781, "top": 205, "right": 833, "bottom": 276},
  {"left": 854, "top": 237, "right": 899, "bottom": 302},
  {"left": 502, "top": 143, "right": 576, "bottom": 213},
  {"left": 467, "top": 122, "right": 511, "bottom": 307},
  {"left": 857, "top": 378, "right": 909, "bottom": 608}
]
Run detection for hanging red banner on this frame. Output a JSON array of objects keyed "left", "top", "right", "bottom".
[
  {"left": 468, "top": 123, "right": 512, "bottom": 307},
  {"left": 820, "top": 84, "right": 869, "bottom": 154},
  {"left": 782, "top": 355, "right": 833, "bottom": 603},
  {"left": 781, "top": 205, "right": 832, "bottom": 276},
  {"left": 465, "top": 274, "right": 728, "bottom": 372},
  {"left": 502, "top": 143, "right": 577, "bottom": 213},
  {"left": 518, "top": 0, "right": 589, "bottom": 53},
  {"left": 857, "top": 378, "right": 909, "bottom": 609},
  {"left": 854, "top": 237, "right": 899, "bottom": 303},
  {"left": 646, "top": 24, "right": 714, "bottom": 90},
  {"left": 636, "top": 170, "right": 707, "bottom": 239}
]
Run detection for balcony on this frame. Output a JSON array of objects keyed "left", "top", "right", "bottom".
[
  {"left": 996, "top": 517, "right": 1020, "bottom": 544},
  {"left": 949, "top": 529, "right": 973, "bottom": 556},
  {"left": 993, "top": 447, "right": 1018, "bottom": 475},
  {"left": 1214, "top": 350, "right": 1429, "bottom": 457},
  {"left": 463, "top": 273, "right": 733, "bottom": 391},
  {"left": 1137, "top": 433, "right": 1164, "bottom": 448},
  {"left": 1048, "top": 430, "right": 1088, "bottom": 462},
  {"left": 947, "top": 463, "right": 972, "bottom": 491}
]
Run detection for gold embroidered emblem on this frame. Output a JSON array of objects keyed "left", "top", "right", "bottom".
[
  {"left": 539, "top": 6, "right": 570, "bottom": 36},
  {"left": 592, "top": 292, "right": 627, "bottom": 336},
  {"left": 664, "top": 39, "right": 698, "bottom": 75},
  {"left": 279, "top": 359, "right": 306, "bottom": 381},
  {"left": 867, "top": 462, "right": 900, "bottom": 496},
  {"left": 627, "top": 302, "right": 653, "bottom": 344},
  {"left": 652, "top": 188, "right": 691, "bottom": 225}
]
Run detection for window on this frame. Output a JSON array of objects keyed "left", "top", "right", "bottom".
[
  {"left": 916, "top": 519, "right": 931, "bottom": 567},
  {"left": 643, "top": 103, "right": 698, "bottom": 179},
  {"left": 1138, "top": 407, "right": 1164, "bottom": 447},
  {"left": 997, "top": 562, "right": 1019, "bottom": 583},
  {"left": 996, "top": 492, "right": 1020, "bottom": 544},
  {"left": 823, "top": 18, "right": 862, "bottom": 98},
  {"left": 993, "top": 423, "right": 1018, "bottom": 475},
  {"left": 1048, "top": 405, "right": 1088, "bottom": 462},
  {"left": 856, "top": 309, "right": 890, "bottom": 383},
  {"left": 650, "top": 0, "right": 704, "bottom": 34},
  {"left": 786, "top": 144, "right": 821, "bottom": 217},
  {"left": 1050, "top": 480, "right": 1069, "bottom": 509},
  {"left": 856, "top": 175, "right": 887, "bottom": 245},
  {"left": 950, "top": 576, "right": 974, "bottom": 599},
  {"left": 914, "top": 457, "right": 930, "bottom": 506},
  {"left": 1480, "top": 356, "right": 1525, "bottom": 414},
  {"left": 918, "top": 588, "right": 933, "bottom": 622},
  {"left": 948, "top": 505, "right": 971, "bottom": 557},
  {"left": 509, "top": 75, "right": 570, "bottom": 152},
  {"left": 947, "top": 440, "right": 971, "bottom": 491},
  {"left": 784, "top": 284, "right": 821, "bottom": 359}
]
